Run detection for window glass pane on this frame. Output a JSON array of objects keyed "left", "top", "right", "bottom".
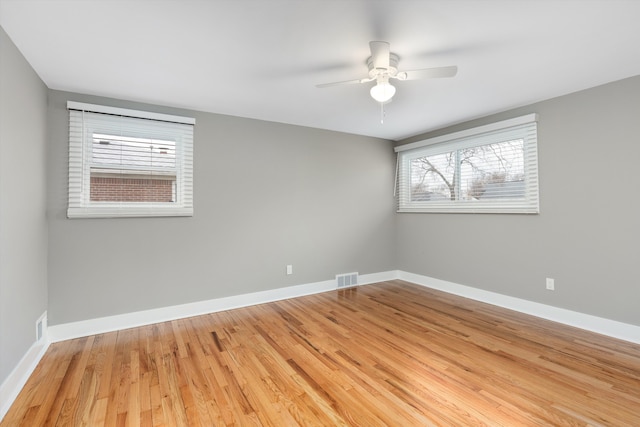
[
  {"left": 459, "top": 139, "right": 525, "bottom": 201},
  {"left": 90, "top": 133, "right": 177, "bottom": 203},
  {"left": 92, "top": 133, "right": 176, "bottom": 170},
  {"left": 410, "top": 151, "right": 455, "bottom": 201}
]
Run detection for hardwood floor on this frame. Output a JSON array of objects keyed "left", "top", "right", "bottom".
[{"left": 3, "top": 280, "right": 640, "bottom": 426}]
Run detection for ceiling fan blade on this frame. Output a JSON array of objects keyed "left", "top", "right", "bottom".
[
  {"left": 369, "top": 41, "right": 390, "bottom": 69},
  {"left": 315, "top": 77, "right": 373, "bottom": 88},
  {"left": 400, "top": 65, "right": 458, "bottom": 80}
]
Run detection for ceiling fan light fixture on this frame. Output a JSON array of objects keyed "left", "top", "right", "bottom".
[
  {"left": 316, "top": 41, "right": 457, "bottom": 110},
  {"left": 370, "top": 77, "right": 396, "bottom": 103}
]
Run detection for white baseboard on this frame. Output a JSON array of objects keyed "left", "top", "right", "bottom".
[
  {"left": 48, "top": 270, "right": 399, "bottom": 343},
  {"left": 358, "top": 270, "right": 400, "bottom": 285},
  {"left": 47, "top": 269, "right": 640, "bottom": 345},
  {"left": 399, "top": 271, "right": 640, "bottom": 345},
  {"left": 0, "top": 335, "right": 50, "bottom": 422}
]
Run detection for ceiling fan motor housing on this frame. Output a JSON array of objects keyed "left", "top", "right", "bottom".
[{"left": 367, "top": 53, "right": 400, "bottom": 78}]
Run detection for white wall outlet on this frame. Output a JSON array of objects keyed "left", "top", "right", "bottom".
[
  {"left": 286, "top": 265, "right": 293, "bottom": 275},
  {"left": 546, "top": 278, "right": 555, "bottom": 290}
]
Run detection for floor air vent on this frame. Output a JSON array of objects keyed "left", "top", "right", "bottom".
[{"left": 336, "top": 272, "right": 358, "bottom": 289}]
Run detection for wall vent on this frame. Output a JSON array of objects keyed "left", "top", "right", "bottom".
[
  {"left": 36, "top": 311, "right": 47, "bottom": 342},
  {"left": 336, "top": 272, "right": 359, "bottom": 289}
]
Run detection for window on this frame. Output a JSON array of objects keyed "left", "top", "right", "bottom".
[
  {"left": 67, "top": 102, "right": 195, "bottom": 218},
  {"left": 396, "top": 114, "right": 539, "bottom": 213}
]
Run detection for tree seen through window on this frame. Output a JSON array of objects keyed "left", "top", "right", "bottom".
[{"left": 410, "top": 139, "right": 525, "bottom": 202}]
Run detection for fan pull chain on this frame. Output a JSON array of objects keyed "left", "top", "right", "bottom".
[{"left": 380, "top": 102, "right": 385, "bottom": 124}]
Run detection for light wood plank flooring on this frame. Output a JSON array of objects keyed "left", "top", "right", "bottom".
[{"left": 2, "top": 280, "right": 640, "bottom": 426}]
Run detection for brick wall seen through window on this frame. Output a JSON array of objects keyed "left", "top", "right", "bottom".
[{"left": 90, "top": 176, "right": 175, "bottom": 202}]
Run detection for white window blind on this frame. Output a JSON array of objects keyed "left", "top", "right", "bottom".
[
  {"left": 67, "top": 101, "right": 195, "bottom": 218},
  {"left": 395, "top": 114, "right": 539, "bottom": 214}
]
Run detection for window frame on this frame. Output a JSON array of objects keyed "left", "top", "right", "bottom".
[
  {"left": 395, "top": 114, "right": 539, "bottom": 214},
  {"left": 67, "top": 101, "right": 195, "bottom": 218}
]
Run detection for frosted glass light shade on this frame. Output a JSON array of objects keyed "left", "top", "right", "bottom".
[{"left": 370, "top": 81, "right": 396, "bottom": 103}]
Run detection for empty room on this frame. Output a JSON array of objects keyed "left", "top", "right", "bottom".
[{"left": 1, "top": 0, "right": 639, "bottom": 425}]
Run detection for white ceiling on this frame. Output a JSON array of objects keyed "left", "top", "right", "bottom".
[{"left": 2, "top": 0, "right": 640, "bottom": 141}]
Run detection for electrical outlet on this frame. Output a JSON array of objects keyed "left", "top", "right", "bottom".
[
  {"left": 286, "top": 265, "right": 293, "bottom": 275},
  {"left": 546, "top": 278, "right": 555, "bottom": 290}
]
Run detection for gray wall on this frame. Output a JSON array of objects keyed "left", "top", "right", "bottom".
[
  {"left": 0, "top": 27, "right": 48, "bottom": 384},
  {"left": 395, "top": 75, "right": 640, "bottom": 327},
  {"left": 47, "top": 91, "right": 397, "bottom": 325}
]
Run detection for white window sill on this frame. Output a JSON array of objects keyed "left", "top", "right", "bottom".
[{"left": 67, "top": 206, "right": 193, "bottom": 219}]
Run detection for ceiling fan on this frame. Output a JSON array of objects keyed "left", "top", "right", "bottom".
[{"left": 316, "top": 41, "right": 458, "bottom": 104}]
